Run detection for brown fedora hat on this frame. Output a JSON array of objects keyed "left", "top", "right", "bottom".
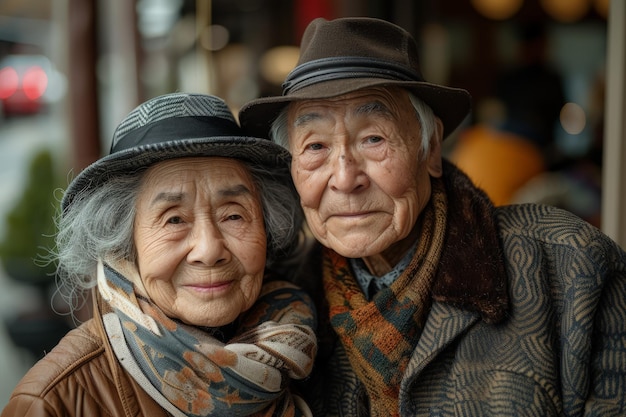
[{"left": 239, "top": 17, "right": 472, "bottom": 140}]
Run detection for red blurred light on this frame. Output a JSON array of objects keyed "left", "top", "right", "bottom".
[
  {"left": 0, "top": 66, "right": 19, "bottom": 99},
  {"left": 22, "top": 66, "right": 48, "bottom": 100}
]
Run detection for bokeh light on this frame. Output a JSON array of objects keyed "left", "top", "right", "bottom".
[
  {"left": 560, "top": 102, "right": 587, "bottom": 135},
  {"left": 471, "top": 0, "right": 523, "bottom": 20},
  {"left": 259, "top": 46, "right": 300, "bottom": 86},
  {"left": 540, "top": 0, "right": 590, "bottom": 23}
]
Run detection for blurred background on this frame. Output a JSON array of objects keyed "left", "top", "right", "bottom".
[{"left": 0, "top": 0, "right": 623, "bottom": 406}]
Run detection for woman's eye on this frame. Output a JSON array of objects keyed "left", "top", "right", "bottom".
[
  {"left": 166, "top": 216, "right": 184, "bottom": 225},
  {"left": 226, "top": 214, "right": 243, "bottom": 221}
]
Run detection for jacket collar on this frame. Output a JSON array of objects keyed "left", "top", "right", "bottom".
[{"left": 430, "top": 160, "right": 509, "bottom": 324}]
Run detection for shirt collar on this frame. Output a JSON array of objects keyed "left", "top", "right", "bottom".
[{"left": 349, "top": 239, "right": 419, "bottom": 300}]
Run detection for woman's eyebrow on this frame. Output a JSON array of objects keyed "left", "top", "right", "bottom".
[
  {"left": 148, "top": 184, "right": 251, "bottom": 207},
  {"left": 218, "top": 184, "right": 252, "bottom": 197},
  {"left": 150, "top": 191, "right": 183, "bottom": 207}
]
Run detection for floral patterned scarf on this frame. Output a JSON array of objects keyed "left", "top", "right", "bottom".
[{"left": 97, "top": 260, "right": 317, "bottom": 417}]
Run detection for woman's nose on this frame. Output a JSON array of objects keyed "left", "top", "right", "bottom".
[
  {"left": 328, "top": 148, "right": 369, "bottom": 193},
  {"left": 186, "top": 220, "right": 231, "bottom": 266}
]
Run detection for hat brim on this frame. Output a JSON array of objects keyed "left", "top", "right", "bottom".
[
  {"left": 62, "top": 136, "right": 291, "bottom": 212},
  {"left": 239, "top": 78, "right": 472, "bottom": 140}
]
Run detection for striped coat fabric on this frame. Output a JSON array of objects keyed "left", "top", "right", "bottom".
[
  {"left": 300, "top": 204, "right": 626, "bottom": 417},
  {"left": 399, "top": 204, "right": 626, "bottom": 416}
]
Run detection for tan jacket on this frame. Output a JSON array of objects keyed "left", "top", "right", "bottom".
[{"left": 1, "top": 294, "right": 172, "bottom": 417}]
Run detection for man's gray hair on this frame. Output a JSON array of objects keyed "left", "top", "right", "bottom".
[
  {"left": 270, "top": 91, "right": 437, "bottom": 160},
  {"left": 53, "top": 161, "right": 304, "bottom": 312}
]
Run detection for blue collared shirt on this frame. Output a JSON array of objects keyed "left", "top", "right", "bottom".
[{"left": 349, "top": 240, "right": 419, "bottom": 300}]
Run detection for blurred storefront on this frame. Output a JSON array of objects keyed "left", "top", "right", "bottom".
[
  {"left": 0, "top": 0, "right": 615, "bottom": 173},
  {"left": 0, "top": 1, "right": 622, "bottom": 285},
  {"left": 0, "top": 0, "right": 624, "bottom": 406},
  {"left": 0, "top": 0, "right": 623, "bottom": 291}
]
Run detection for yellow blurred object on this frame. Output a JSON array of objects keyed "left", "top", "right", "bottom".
[
  {"left": 471, "top": 0, "right": 523, "bottom": 20},
  {"left": 540, "top": 0, "right": 590, "bottom": 22},
  {"left": 449, "top": 125, "right": 546, "bottom": 206}
]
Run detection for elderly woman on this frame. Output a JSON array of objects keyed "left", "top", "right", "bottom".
[{"left": 1, "top": 93, "right": 317, "bottom": 417}]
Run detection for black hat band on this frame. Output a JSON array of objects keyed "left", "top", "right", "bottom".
[
  {"left": 282, "top": 57, "right": 424, "bottom": 95},
  {"left": 111, "top": 116, "right": 243, "bottom": 153}
]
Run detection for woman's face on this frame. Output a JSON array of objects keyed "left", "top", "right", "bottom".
[{"left": 133, "top": 157, "right": 266, "bottom": 327}]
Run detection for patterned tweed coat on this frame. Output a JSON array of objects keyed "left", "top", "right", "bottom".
[{"left": 294, "top": 162, "right": 626, "bottom": 417}]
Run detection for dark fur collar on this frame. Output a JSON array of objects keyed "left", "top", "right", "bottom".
[{"left": 431, "top": 160, "right": 509, "bottom": 323}]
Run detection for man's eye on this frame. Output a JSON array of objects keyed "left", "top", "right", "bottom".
[
  {"left": 226, "top": 214, "right": 243, "bottom": 221},
  {"left": 307, "top": 143, "right": 324, "bottom": 151},
  {"left": 366, "top": 136, "right": 383, "bottom": 144}
]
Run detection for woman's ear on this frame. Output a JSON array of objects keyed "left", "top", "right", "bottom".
[{"left": 427, "top": 118, "right": 444, "bottom": 178}]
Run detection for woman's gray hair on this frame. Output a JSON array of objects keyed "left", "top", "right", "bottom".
[
  {"left": 270, "top": 91, "right": 437, "bottom": 160},
  {"left": 54, "top": 160, "right": 304, "bottom": 311}
]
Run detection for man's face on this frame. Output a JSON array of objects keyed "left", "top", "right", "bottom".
[{"left": 287, "top": 87, "right": 443, "bottom": 258}]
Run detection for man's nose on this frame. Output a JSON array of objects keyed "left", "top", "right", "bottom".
[
  {"left": 328, "top": 147, "right": 369, "bottom": 193},
  {"left": 186, "top": 220, "right": 231, "bottom": 266}
]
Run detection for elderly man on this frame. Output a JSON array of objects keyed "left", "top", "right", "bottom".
[{"left": 239, "top": 17, "right": 626, "bottom": 417}]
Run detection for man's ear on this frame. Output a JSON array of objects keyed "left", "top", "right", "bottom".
[{"left": 427, "top": 118, "right": 444, "bottom": 178}]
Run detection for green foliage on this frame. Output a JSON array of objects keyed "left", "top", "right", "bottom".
[{"left": 0, "top": 149, "right": 60, "bottom": 285}]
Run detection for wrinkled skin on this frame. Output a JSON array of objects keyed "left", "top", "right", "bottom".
[
  {"left": 287, "top": 87, "right": 443, "bottom": 260},
  {"left": 133, "top": 157, "right": 266, "bottom": 327}
]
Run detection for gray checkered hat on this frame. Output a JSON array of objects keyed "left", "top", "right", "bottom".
[{"left": 62, "top": 93, "right": 290, "bottom": 212}]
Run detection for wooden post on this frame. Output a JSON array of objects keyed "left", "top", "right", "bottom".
[
  {"left": 67, "top": 0, "right": 101, "bottom": 172},
  {"left": 196, "top": 0, "right": 212, "bottom": 93},
  {"left": 602, "top": 0, "right": 626, "bottom": 248}
]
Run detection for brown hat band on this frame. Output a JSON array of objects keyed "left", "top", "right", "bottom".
[{"left": 282, "top": 57, "right": 424, "bottom": 95}]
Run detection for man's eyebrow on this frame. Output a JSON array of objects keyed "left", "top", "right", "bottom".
[
  {"left": 354, "top": 100, "right": 392, "bottom": 117},
  {"left": 294, "top": 112, "right": 322, "bottom": 127},
  {"left": 293, "top": 101, "right": 391, "bottom": 127}
]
